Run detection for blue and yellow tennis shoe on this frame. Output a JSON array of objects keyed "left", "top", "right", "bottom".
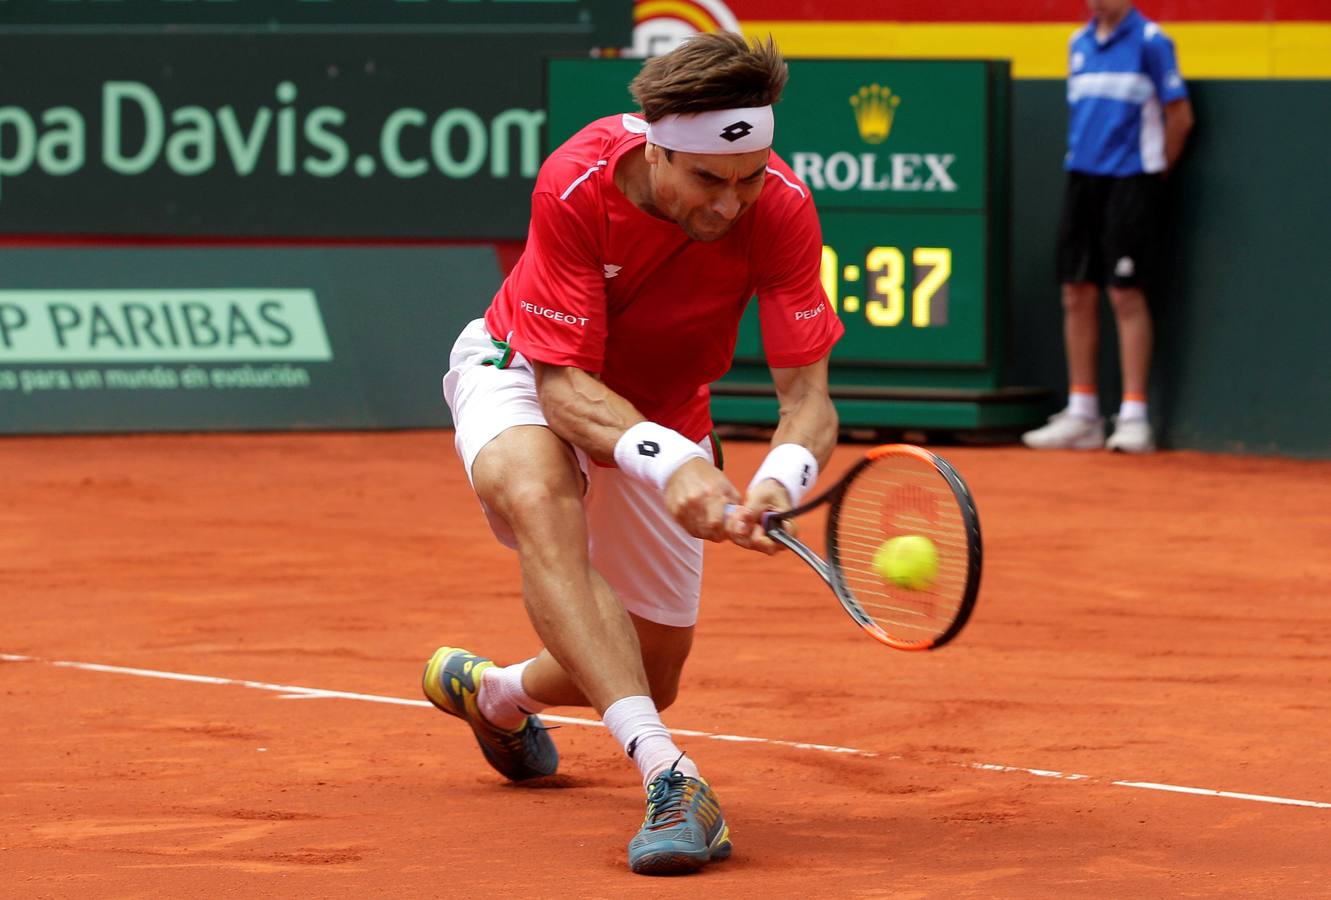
[
  {"left": 627, "top": 761, "right": 731, "bottom": 875},
  {"left": 422, "top": 646, "right": 558, "bottom": 781}
]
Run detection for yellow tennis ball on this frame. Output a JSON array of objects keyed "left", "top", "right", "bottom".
[{"left": 873, "top": 535, "right": 938, "bottom": 590}]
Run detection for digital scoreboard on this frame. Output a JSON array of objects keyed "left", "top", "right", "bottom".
[{"left": 548, "top": 58, "right": 1041, "bottom": 431}]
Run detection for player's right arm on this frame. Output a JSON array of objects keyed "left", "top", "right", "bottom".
[
  {"left": 533, "top": 363, "right": 739, "bottom": 543},
  {"left": 513, "top": 174, "right": 743, "bottom": 542},
  {"left": 532, "top": 362, "right": 639, "bottom": 464},
  {"left": 512, "top": 177, "right": 742, "bottom": 542}
]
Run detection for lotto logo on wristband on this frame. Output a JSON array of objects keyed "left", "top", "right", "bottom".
[
  {"left": 801, "top": 464, "right": 811, "bottom": 487},
  {"left": 615, "top": 422, "right": 706, "bottom": 491}
]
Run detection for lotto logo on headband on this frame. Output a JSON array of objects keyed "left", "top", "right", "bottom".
[{"left": 719, "top": 120, "right": 753, "bottom": 142}]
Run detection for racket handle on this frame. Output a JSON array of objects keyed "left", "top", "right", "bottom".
[{"left": 722, "top": 503, "right": 776, "bottom": 529}]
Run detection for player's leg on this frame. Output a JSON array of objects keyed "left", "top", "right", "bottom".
[
  {"left": 1105, "top": 286, "right": 1155, "bottom": 451},
  {"left": 1103, "top": 174, "right": 1161, "bottom": 452},
  {"left": 519, "top": 613, "right": 693, "bottom": 710},
  {"left": 423, "top": 422, "right": 655, "bottom": 781},
  {"left": 1107, "top": 285, "right": 1152, "bottom": 400},
  {"left": 583, "top": 456, "right": 731, "bottom": 874},
  {"left": 434, "top": 321, "right": 653, "bottom": 777},
  {"left": 469, "top": 424, "right": 654, "bottom": 713},
  {"left": 434, "top": 324, "right": 726, "bottom": 871},
  {"left": 465, "top": 430, "right": 726, "bottom": 875},
  {"left": 424, "top": 323, "right": 571, "bottom": 780},
  {"left": 1063, "top": 280, "right": 1102, "bottom": 403},
  {"left": 626, "top": 614, "right": 693, "bottom": 711},
  {"left": 1024, "top": 173, "right": 1106, "bottom": 449}
]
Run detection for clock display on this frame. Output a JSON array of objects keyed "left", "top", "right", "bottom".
[{"left": 734, "top": 209, "right": 990, "bottom": 367}]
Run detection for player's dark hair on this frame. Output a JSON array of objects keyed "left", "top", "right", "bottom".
[{"left": 629, "top": 32, "right": 788, "bottom": 123}]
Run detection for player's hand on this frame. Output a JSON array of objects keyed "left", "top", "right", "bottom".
[
  {"left": 726, "top": 479, "right": 794, "bottom": 556},
  {"left": 664, "top": 458, "right": 741, "bottom": 543}
]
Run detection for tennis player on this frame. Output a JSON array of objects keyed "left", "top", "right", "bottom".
[{"left": 425, "top": 33, "right": 843, "bottom": 875}]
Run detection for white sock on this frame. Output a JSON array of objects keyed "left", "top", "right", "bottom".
[
  {"left": 602, "top": 695, "right": 700, "bottom": 786},
  {"left": 1117, "top": 399, "right": 1148, "bottom": 422},
  {"left": 477, "top": 658, "right": 547, "bottom": 731},
  {"left": 1067, "top": 390, "right": 1100, "bottom": 420}
]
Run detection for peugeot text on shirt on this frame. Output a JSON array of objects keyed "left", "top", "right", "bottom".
[
  {"left": 794, "top": 301, "right": 827, "bottom": 321},
  {"left": 520, "top": 300, "right": 591, "bottom": 328}
]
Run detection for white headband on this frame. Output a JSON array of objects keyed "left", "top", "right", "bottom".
[{"left": 645, "top": 106, "right": 774, "bottom": 154}]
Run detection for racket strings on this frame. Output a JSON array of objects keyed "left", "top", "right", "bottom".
[{"left": 834, "top": 457, "right": 971, "bottom": 641}]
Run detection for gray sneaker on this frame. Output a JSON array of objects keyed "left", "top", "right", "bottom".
[
  {"left": 1106, "top": 418, "right": 1156, "bottom": 453},
  {"left": 422, "top": 646, "right": 558, "bottom": 781},
  {"left": 627, "top": 763, "right": 731, "bottom": 875},
  {"left": 1021, "top": 409, "right": 1105, "bottom": 450}
]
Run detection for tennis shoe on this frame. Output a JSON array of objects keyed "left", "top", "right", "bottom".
[
  {"left": 627, "top": 761, "right": 731, "bottom": 875},
  {"left": 1021, "top": 409, "right": 1105, "bottom": 450},
  {"left": 422, "top": 646, "right": 558, "bottom": 781},
  {"left": 1106, "top": 417, "right": 1156, "bottom": 453}
]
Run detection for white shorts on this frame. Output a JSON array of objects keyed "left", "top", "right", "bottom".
[{"left": 442, "top": 318, "right": 709, "bottom": 628}]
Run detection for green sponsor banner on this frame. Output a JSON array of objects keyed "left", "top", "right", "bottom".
[
  {"left": 0, "top": 32, "right": 589, "bottom": 238},
  {"left": 0, "top": 290, "right": 332, "bottom": 362},
  {"left": 0, "top": 247, "right": 501, "bottom": 433},
  {"left": 0, "top": 0, "right": 630, "bottom": 44}
]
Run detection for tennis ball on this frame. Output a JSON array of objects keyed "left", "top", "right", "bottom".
[{"left": 873, "top": 535, "right": 938, "bottom": 590}]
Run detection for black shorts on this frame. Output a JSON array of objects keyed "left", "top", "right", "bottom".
[{"left": 1056, "top": 171, "right": 1163, "bottom": 289}]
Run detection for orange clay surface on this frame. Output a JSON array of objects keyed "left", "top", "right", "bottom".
[{"left": 2, "top": 431, "right": 1330, "bottom": 898}]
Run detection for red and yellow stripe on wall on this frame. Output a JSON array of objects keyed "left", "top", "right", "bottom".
[{"left": 634, "top": 1, "right": 1331, "bottom": 77}]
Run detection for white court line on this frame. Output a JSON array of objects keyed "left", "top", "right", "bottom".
[
  {"left": 5, "top": 652, "right": 1329, "bottom": 811},
  {"left": 0, "top": 654, "right": 871, "bottom": 756}
]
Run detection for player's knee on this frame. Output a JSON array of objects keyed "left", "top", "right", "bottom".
[
  {"left": 489, "top": 472, "right": 581, "bottom": 532},
  {"left": 1107, "top": 287, "right": 1148, "bottom": 318},
  {"left": 1061, "top": 284, "right": 1097, "bottom": 313},
  {"left": 501, "top": 475, "right": 567, "bottom": 509},
  {"left": 650, "top": 679, "right": 681, "bottom": 711},
  {"left": 645, "top": 659, "right": 687, "bottom": 710},
  {"left": 635, "top": 617, "right": 693, "bottom": 711}
]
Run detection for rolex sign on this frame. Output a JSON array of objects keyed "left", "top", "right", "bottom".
[{"left": 774, "top": 61, "right": 990, "bottom": 211}]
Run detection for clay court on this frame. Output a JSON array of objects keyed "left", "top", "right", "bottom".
[{"left": 3, "top": 432, "right": 1329, "bottom": 897}]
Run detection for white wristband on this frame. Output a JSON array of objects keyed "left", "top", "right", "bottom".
[
  {"left": 748, "top": 443, "right": 819, "bottom": 507},
  {"left": 614, "top": 422, "right": 708, "bottom": 491}
]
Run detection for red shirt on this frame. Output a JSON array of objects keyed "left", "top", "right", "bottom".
[{"left": 485, "top": 114, "right": 843, "bottom": 442}]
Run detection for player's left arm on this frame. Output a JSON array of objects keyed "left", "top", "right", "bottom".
[
  {"left": 731, "top": 167, "right": 844, "bottom": 552},
  {"left": 730, "top": 354, "right": 838, "bottom": 554},
  {"left": 766, "top": 355, "right": 838, "bottom": 481},
  {"left": 1163, "top": 98, "right": 1194, "bottom": 172},
  {"left": 1143, "top": 26, "right": 1194, "bottom": 172}
]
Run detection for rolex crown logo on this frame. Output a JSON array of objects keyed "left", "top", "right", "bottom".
[{"left": 850, "top": 83, "right": 901, "bottom": 145}]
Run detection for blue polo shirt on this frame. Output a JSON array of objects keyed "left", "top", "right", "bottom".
[{"left": 1065, "top": 9, "right": 1188, "bottom": 176}]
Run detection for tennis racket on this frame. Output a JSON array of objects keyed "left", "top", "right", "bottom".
[{"left": 740, "top": 444, "right": 982, "bottom": 651}]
